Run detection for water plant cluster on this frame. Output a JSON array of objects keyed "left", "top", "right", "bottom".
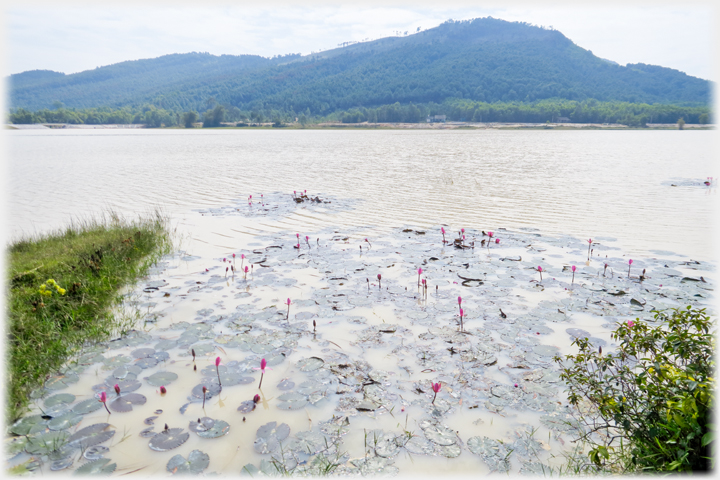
[{"left": 5, "top": 197, "right": 714, "bottom": 476}]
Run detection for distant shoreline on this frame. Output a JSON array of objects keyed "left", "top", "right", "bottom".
[{"left": 6, "top": 122, "right": 713, "bottom": 130}]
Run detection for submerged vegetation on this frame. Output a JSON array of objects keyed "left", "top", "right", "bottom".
[
  {"left": 556, "top": 306, "right": 715, "bottom": 473},
  {"left": 6, "top": 211, "right": 172, "bottom": 422}
]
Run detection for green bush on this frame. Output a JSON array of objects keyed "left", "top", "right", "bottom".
[{"left": 555, "top": 306, "right": 715, "bottom": 473}]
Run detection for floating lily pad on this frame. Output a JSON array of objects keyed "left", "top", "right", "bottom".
[
  {"left": 140, "top": 427, "right": 157, "bottom": 438},
  {"left": 277, "top": 393, "right": 309, "bottom": 410},
  {"left": 84, "top": 445, "right": 109, "bottom": 460},
  {"left": 109, "top": 393, "right": 147, "bottom": 413},
  {"left": 532, "top": 345, "right": 560, "bottom": 357},
  {"left": 277, "top": 379, "right": 295, "bottom": 391},
  {"left": 9, "top": 415, "right": 48, "bottom": 435},
  {"left": 149, "top": 428, "right": 190, "bottom": 451},
  {"left": 45, "top": 393, "right": 76, "bottom": 407},
  {"left": 50, "top": 457, "right": 74, "bottom": 471},
  {"left": 25, "top": 431, "right": 69, "bottom": 455},
  {"left": 73, "top": 458, "right": 116, "bottom": 475},
  {"left": 132, "top": 348, "right": 156, "bottom": 359},
  {"left": 237, "top": 400, "right": 257, "bottom": 413},
  {"left": 404, "top": 435, "right": 435, "bottom": 455},
  {"left": 297, "top": 357, "right": 324, "bottom": 372},
  {"left": 72, "top": 398, "right": 104, "bottom": 415},
  {"left": 48, "top": 412, "right": 83, "bottom": 431},
  {"left": 197, "top": 420, "right": 230, "bottom": 438},
  {"left": 145, "top": 371, "right": 179, "bottom": 387},
  {"left": 254, "top": 421, "right": 291, "bottom": 454},
  {"left": 67, "top": 423, "right": 116, "bottom": 449},
  {"left": 167, "top": 449, "right": 210, "bottom": 474},
  {"left": 422, "top": 424, "right": 457, "bottom": 446},
  {"left": 191, "top": 383, "right": 222, "bottom": 399},
  {"left": 45, "top": 373, "right": 80, "bottom": 390}
]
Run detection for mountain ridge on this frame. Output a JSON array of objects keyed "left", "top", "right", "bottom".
[{"left": 8, "top": 17, "right": 712, "bottom": 114}]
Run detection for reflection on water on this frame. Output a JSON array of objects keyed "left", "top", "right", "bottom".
[{"left": 7, "top": 129, "right": 718, "bottom": 260}]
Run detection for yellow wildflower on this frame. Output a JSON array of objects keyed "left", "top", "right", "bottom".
[
  {"left": 57, "top": 288, "right": 66, "bottom": 295},
  {"left": 47, "top": 279, "right": 55, "bottom": 285}
]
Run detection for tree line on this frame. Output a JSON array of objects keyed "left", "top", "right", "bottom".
[{"left": 8, "top": 98, "right": 711, "bottom": 127}]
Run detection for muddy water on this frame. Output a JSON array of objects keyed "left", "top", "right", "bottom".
[{"left": 5, "top": 129, "right": 717, "bottom": 476}]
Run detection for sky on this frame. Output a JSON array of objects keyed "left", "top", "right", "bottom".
[{"left": 2, "top": 1, "right": 717, "bottom": 82}]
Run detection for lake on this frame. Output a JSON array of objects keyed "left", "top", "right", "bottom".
[{"left": 5, "top": 128, "right": 717, "bottom": 476}]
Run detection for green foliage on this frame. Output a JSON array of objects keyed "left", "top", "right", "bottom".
[
  {"left": 182, "top": 110, "right": 198, "bottom": 127},
  {"left": 6, "top": 211, "right": 172, "bottom": 422},
  {"left": 556, "top": 307, "right": 715, "bottom": 473},
  {"left": 7, "top": 18, "right": 711, "bottom": 116}
]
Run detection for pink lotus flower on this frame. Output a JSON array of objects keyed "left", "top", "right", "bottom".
[
  {"left": 215, "top": 357, "right": 222, "bottom": 386},
  {"left": 365, "top": 238, "right": 372, "bottom": 248},
  {"left": 571, "top": 265, "right": 576, "bottom": 284},
  {"left": 587, "top": 238, "right": 593, "bottom": 260},
  {"left": 202, "top": 386, "right": 207, "bottom": 408},
  {"left": 258, "top": 358, "right": 268, "bottom": 389},
  {"left": 160, "top": 386, "right": 167, "bottom": 394},
  {"left": 99, "top": 391, "right": 111, "bottom": 414},
  {"left": 253, "top": 394, "right": 261, "bottom": 403},
  {"left": 537, "top": 266, "right": 543, "bottom": 281},
  {"left": 244, "top": 266, "right": 249, "bottom": 279},
  {"left": 459, "top": 307, "right": 464, "bottom": 331},
  {"left": 417, "top": 267, "right": 423, "bottom": 286},
  {"left": 114, "top": 384, "right": 120, "bottom": 396},
  {"left": 628, "top": 259, "right": 633, "bottom": 277},
  {"left": 441, "top": 227, "right": 446, "bottom": 243},
  {"left": 488, "top": 231, "right": 494, "bottom": 238},
  {"left": 286, "top": 298, "right": 291, "bottom": 319},
  {"left": 431, "top": 382, "right": 441, "bottom": 404},
  {"left": 514, "top": 383, "right": 518, "bottom": 388},
  {"left": 377, "top": 273, "right": 381, "bottom": 289},
  {"left": 458, "top": 296, "right": 462, "bottom": 305}
]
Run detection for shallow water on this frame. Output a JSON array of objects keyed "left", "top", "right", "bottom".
[
  {"left": 7, "top": 128, "right": 718, "bottom": 260},
  {"left": 4, "top": 129, "right": 718, "bottom": 476}
]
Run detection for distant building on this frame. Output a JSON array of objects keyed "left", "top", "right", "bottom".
[
  {"left": 557, "top": 117, "right": 570, "bottom": 123},
  {"left": 426, "top": 115, "right": 447, "bottom": 123}
]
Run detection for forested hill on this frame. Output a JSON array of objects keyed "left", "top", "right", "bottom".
[{"left": 8, "top": 17, "right": 712, "bottom": 115}]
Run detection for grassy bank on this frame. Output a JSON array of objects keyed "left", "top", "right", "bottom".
[{"left": 6, "top": 211, "right": 172, "bottom": 422}]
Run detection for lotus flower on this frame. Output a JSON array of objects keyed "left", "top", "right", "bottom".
[
  {"left": 202, "top": 386, "right": 207, "bottom": 408},
  {"left": 495, "top": 238, "right": 499, "bottom": 244},
  {"left": 305, "top": 235, "right": 310, "bottom": 247},
  {"left": 258, "top": 358, "right": 267, "bottom": 389},
  {"left": 431, "top": 382, "right": 441, "bottom": 404},
  {"left": 628, "top": 259, "right": 633, "bottom": 277},
  {"left": 215, "top": 357, "right": 222, "bottom": 386},
  {"left": 99, "top": 391, "right": 111, "bottom": 414},
  {"left": 160, "top": 386, "right": 167, "bottom": 395},
  {"left": 458, "top": 296, "right": 462, "bottom": 306},
  {"left": 286, "top": 298, "right": 291, "bottom": 319},
  {"left": 538, "top": 266, "right": 543, "bottom": 281},
  {"left": 587, "top": 238, "right": 593, "bottom": 260},
  {"left": 114, "top": 384, "right": 120, "bottom": 396},
  {"left": 441, "top": 227, "right": 446, "bottom": 243},
  {"left": 571, "top": 265, "right": 576, "bottom": 284},
  {"left": 459, "top": 307, "right": 464, "bottom": 331},
  {"left": 365, "top": 238, "right": 372, "bottom": 248},
  {"left": 377, "top": 273, "right": 381, "bottom": 289},
  {"left": 253, "top": 394, "right": 261, "bottom": 404},
  {"left": 417, "top": 267, "right": 423, "bottom": 286},
  {"left": 244, "top": 266, "right": 249, "bottom": 279}
]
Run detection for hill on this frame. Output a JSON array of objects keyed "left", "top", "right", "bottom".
[{"left": 7, "top": 17, "right": 712, "bottom": 116}]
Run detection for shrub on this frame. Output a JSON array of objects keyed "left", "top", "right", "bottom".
[{"left": 555, "top": 306, "right": 715, "bottom": 473}]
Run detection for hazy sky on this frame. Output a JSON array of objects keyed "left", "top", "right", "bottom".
[{"left": 3, "top": 1, "right": 717, "bottom": 82}]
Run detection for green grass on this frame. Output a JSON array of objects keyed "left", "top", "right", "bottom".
[{"left": 6, "top": 210, "right": 172, "bottom": 422}]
